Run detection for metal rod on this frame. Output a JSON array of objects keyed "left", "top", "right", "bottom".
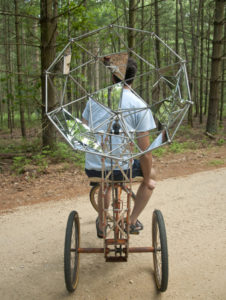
[
  {"left": 105, "top": 239, "right": 127, "bottom": 245},
  {"left": 113, "top": 24, "right": 155, "bottom": 36},
  {"left": 112, "top": 27, "right": 156, "bottom": 70},
  {"left": 182, "top": 62, "right": 193, "bottom": 103},
  {"left": 46, "top": 41, "right": 71, "bottom": 72},
  {"left": 153, "top": 33, "right": 184, "bottom": 61},
  {"left": 45, "top": 72, "right": 48, "bottom": 113},
  {"left": 69, "top": 58, "right": 95, "bottom": 74},
  {"left": 73, "top": 40, "right": 97, "bottom": 59},
  {"left": 60, "top": 75, "right": 68, "bottom": 107},
  {"left": 127, "top": 247, "right": 154, "bottom": 253},
  {"left": 70, "top": 25, "right": 110, "bottom": 42},
  {"left": 77, "top": 248, "right": 106, "bottom": 254},
  {"left": 76, "top": 246, "right": 154, "bottom": 254}
]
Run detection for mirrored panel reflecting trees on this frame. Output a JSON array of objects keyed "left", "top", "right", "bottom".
[{"left": 46, "top": 25, "right": 192, "bottom": 161}]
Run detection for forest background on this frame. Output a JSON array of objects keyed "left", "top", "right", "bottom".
[{"left": 0, "top": 0, "right": 225, "bottom": 185}]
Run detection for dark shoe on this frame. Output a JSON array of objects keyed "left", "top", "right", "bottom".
[
  {"left": 133, "top": 219, "right": 143, "bottom": 231},
  {"left": 129, "top": 223, "right": 140, "bottom": 235},
  {"left": 96, "top": 217, "right": 104, "bottom": 239},
  {"left": 125, "top": 219, "right": 144, "bottom": 235}
]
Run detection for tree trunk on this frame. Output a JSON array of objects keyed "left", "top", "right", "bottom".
[
  {"left": 14, "top": 0, "right": 26, "bottom": 137},
  {"left": 0, "top": 96, "right": 3, "bottom": 127},
  {"left": 175, "top": 0, "right": 179, "bottom": 60},
  {"left": 206, "top": 0, "right": 224, "bottom": 134},
  {"left": 108, "top": 87, "right": 112, "bottom": 109},
  {"left": 66, "top": 0, "right": 72, "bottom": 113},
  {"left": 128, "top": 0, "right": 136, "bottom": 54},
  {"left": 219, "top": 22, "right": 225, "bottom": 124},
  {"left": 154, "top": 0, "right": 162, "bottom": 130},
  {"left": 139, "top": 0, "right": 144, "bottom": 97},
  {"left": 40, "top": 0, "right": 58, "bottom": 149},
  {"left": 204, "top": 9, "right": 212, "bottom": 115},
  {"left": 154, "top": 0, "right": 160, "bottom": 68},
  {"left": 3, "top": 2, "right": 12, "bottom": 133},
  {"left": 199, "top": 0, "right": 204, "bottom": 124},
  {"left": 194, "top": 0, "right": 202, "bottom": 118},
  {"left": 181, "top": 0, "right": 192, "bottom": 126}
]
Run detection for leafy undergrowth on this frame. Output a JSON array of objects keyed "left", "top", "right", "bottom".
[
  {"left": 0, "top": 122, "right": 225, "bottom": 176},
  {"left": 0, "top": 128, "right": 85, "bottom": 175},
  {"left": 153, "top": 124, "right": 225, "bottom": 156}
]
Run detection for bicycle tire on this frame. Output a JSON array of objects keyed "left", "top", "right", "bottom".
[
  {"left": 89, "top": 184, "right": 136, "bottom": 212},
  {"left": 89, "top": 185, "right": 99, "bottom": 211},
  {"left": 152, "top": 209, "right": 168, "bottom": 292},
  {"left": 64, "top": 210, "right": 80, "bottom": 293}
]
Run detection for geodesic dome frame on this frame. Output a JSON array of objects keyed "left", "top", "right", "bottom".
[{"left": 45, "top": 24, "right": 192, "bottom": 161}]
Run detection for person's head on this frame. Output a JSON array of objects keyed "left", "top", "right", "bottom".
[{"left": 112, "top": 57, "right": 137, "bottom": 85}]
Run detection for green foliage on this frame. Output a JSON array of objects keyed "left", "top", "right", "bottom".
[
  {"left": 168, "top": 142, "right": 183, "bottom": 153},
  {"left": 12, "top": 153, "right": 48, "bottom": 175},
  {"left": 10, "top": 141, "right": 85, "bottom": 175},
  {"left": 0, "top": 137, "right": 41, "bottom": 155},
  {"left": 32, "top": 153, "right": 48, "bottom": 172},
  {"left": 153, "top": 140, "right": 200, "bottom": 157},
  {"left": 49, "top": 142, "right": 85, "bottom": 167},
  {"left": 0, "top": 111, "right": 41, "bottom": 129},
  {"left": 152, "top": 146, "right": 167, "bottom": 157},
  {"left": 217, "top": 139, "right": 225, "bottom": 146},
  {"left": 12, "top": 156, "right": 32, "bottom": 174},
  {"left": 209, "top": 159, "right": 225, "bottom": 166}
]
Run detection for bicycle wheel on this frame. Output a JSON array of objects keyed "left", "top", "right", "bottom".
[
  {"left": 64, "top": 210, "right": 80, "bottom": 293},
  {"left": 90, "top": 184, "right": 136, "bottom": 212},
  {"left": 152, "top": 209, "right": 168, "bottom": 292},
  {"left": 89, "top": 185, "right": 99, "bottom": 211}
]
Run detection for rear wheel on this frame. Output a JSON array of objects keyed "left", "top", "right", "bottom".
[
  {"left": 152, "top": 209, "right": 168, "bottom": 292},
  {"left": 89, "top": 185, "right": 99, "bottom": 211},
  {"left": 64, "top": 211, "right": 80, "bottom": 293},
  {"left": 90, "top": 184, "right": 136, "bottom": 212}
]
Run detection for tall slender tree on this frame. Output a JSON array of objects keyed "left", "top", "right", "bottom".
[
  {"left": 40, "top": 0, "right": 58, "bottom": 148},
  {"left": 3, "top": 0, "right": 12, "bottom": 133},
  {"left": 204, "top": 7, "right": 212, "bottom": 115},
  {"left": 199, "top": 0, "right": 204, "bottom": 124},
  {"left": 154, "top": 0, "right": 160, "bottom": 68},
  {"left": 219, "top": 22, "right": 225, "bottom": 125},
  {"left": 14, "top": 0, "right": 26, "bottom": 137},
  {"left": 175, "top": 0, "right": 179, "bottom": 59},
  {"left": 180, "top": 0, "right": 193, "bottom": 126},
  {"left": 128, "top": 0, "right": 136, "bottom": 53},
  {"left": 206, "top": 0, "right": 224, "bottom": 134}
]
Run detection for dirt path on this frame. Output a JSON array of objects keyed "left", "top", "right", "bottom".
[{"left": 0, "top": 168, "right": 226, "bottom": 300}]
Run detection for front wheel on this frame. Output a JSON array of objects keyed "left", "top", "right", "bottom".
[
  {"left": 64, "top": 210, "right": 80, "bottom": 293},
  {"left": 152, "top": 209, "right": 168, "bottom": 292}
]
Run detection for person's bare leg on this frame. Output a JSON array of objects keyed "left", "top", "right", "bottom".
[
  {"left": 130, "top": 182, "right": 153, "bottom": 225},
  {"left": 97, "top": 186, "right": 111, "bottom": 232},
  {"left": 130, "top": 168, "right": 156, "bottom": 225}
]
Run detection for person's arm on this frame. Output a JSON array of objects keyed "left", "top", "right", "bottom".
[{"left": 137, "top": 131, "right": 156, "bottom": 190}]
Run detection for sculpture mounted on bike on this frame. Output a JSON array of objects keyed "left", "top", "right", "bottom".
[{"left": 45, "top": 25, "right": 192, "bottom": 161}]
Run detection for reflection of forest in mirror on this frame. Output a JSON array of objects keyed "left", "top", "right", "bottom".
[
  {"left": 91, "top": 83, "right": 122, "bottom": 111},
  {"left": 52, "top": 108, "right": 102, "bottom": 152}
]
